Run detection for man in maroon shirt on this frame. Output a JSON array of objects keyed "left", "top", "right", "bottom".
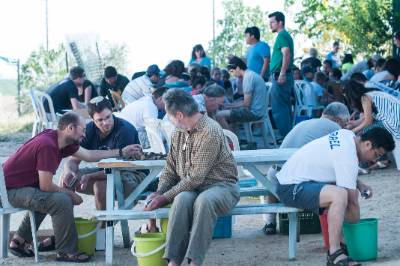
[{"left": 3, "top": 112, "right": 141, "bottom": 262}]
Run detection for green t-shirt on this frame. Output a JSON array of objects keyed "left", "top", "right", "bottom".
[{"left": 270, "top": 29, "right": 294, "bottom": 73}]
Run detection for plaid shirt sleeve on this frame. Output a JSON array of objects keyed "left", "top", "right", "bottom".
[
  {"left": 162, "top": 129, "right": 223, "bottom": 201},
  {"left": 157, "top": 135, "right": 179, "bottom": 194}
]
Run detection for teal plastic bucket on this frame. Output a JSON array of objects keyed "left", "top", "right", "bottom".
[{"left": 343, "top": 218, "right": 378, "bottom": 261}]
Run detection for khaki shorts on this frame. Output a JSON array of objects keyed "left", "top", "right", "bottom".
[{"left": 77, "top": 168, "right": 147, "bottom": 198}]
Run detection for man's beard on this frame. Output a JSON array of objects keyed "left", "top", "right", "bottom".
[{"left": 66, "top": 136, "right": 80, "bottom": 145}]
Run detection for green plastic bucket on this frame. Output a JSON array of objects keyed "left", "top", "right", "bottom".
[
  {"left": 343, "top": 218, "right": 378, "bottom": 261},
  {"left": 131, "top": 233, "right": 166, "bottom": 266},
  {"left": 75, "top": 217, "right": 98, "bottom": 255}
]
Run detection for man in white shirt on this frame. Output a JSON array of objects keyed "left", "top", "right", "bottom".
[
  {"left": 122, "top": 64, "right": 161, "bottom": 104},
  {"left": 276, "top": 127, "right": 395, "bottom": 265},
  {"left": 117, "top": 87, "right": 167, "bottom": 148}
]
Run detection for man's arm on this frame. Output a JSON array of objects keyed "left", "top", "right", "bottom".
[
  {"left": 260, "top": 57, "right": 270, "bottom": 79},
  {"left": 344, "top": 188, "right": 360, "bottom": 223},
  {"left": 72, "top": 144, "right": 142, "bottom": 162},
  {"left": 70, "top": 98, "right": 86, "bottom": 110},
  {"left": 224, "top": 93, "right": 252, "bottom": 109},
  {"left": 38, "top": 170, "right": 83, "bottom": 205},
  {"left": 278, "top": 47, "right": 291, "bottom": 85}
]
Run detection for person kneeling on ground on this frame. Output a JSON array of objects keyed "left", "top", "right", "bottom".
[
  {"left": 276, "top": 127, "right": 395, "bottom": 266},
  {"left": 143, "top": 88, "right": 240, "bottom": 266},
  {"left": 3, "top": 112, "right": 141, "bottom": 262}
]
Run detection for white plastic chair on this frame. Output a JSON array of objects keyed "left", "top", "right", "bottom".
[
  {"left": 293, "top": 81, "right": 324, "bottom": 125},
  {"left": 0, "top": 166, "right": 38, "bottom": 262},
  {"left": 29, "top": 89, "right": 58, "bottom": 136},
  {"left": 143, "top": 118, "right": 166, "bottom": 154},
  {"left": 242, "top": 83, "right": 277, "bottom": 148}
]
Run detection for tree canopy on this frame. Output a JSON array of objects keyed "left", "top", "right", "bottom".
[{"left": 286, "top": 0, "right": 395, "bottom": 55}]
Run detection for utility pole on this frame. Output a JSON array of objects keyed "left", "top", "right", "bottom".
[{"left": 45, "top": 0, "right": 49, "bottom": 51}]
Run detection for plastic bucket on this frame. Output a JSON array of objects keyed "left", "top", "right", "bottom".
[
  {"left": 319, "top": 211, "right": 329, "bottom": 249},
  {"left": 75, "top": 217, "right": 98, "bottom": 255},
  {"left": 343, "top": 218, "right": 378, "bottom": 261},
  {"left": 131, "top": 233, "right": 166, "bottom": 266},
  {"left": 160, "top": 218, "right": 168, "bottom": 234}
]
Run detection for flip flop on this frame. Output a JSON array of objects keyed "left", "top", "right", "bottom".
[
  {"left": 9, "top": 239, "right": 34, "bottom": 257},
  {"left": 38, "top": 235, "right": 56, "bottom": 252}
]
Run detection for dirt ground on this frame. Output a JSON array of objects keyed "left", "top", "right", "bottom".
[{"left": 1, "top": 133, "right": 400, "bottom": 266}]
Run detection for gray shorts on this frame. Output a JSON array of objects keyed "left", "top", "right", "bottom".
[
  {"left": 229, "top": 108, "right": 262, "bottom": 123},
  {"left": 276, "top": 181, "right": 326, "bottom": 214}
]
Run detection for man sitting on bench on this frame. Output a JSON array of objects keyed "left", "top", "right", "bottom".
[
  {"left": 276, "top": 127, "right": 395, "bottom": 266},
  {"left": 144, "top": 88, "right": 239, "bottom": 266}
]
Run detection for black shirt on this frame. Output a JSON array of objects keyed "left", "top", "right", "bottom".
[
  {"left": 99, "top": 74, "right": 129, "bottom": 107},
  {"left": 46, "top": 78, "right": 79, "bottom": 113},
  {"left": 80, "top": 116, "right": 139, "bottom": 150},
  {"left": 78, "top": 80, "right": 98, "bottom": 102},
  {"left": 301, "top": 57, "right": 322, "bottom": 72}
]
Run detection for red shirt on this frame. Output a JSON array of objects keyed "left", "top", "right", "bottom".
[{"left": 3, "top": 129, "right": 79, "bottom": 189}]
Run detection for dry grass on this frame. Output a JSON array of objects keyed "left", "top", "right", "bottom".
[{"left": 0, "top": 95, "right": 33, "bottom": 136}]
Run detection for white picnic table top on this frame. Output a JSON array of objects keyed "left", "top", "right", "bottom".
[{"left": 97, "top": 148, "right": 298, "bottom": 168}]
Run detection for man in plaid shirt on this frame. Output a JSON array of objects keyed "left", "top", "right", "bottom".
[{"left": 144, "top": 88, "right": 240, "bottom": 266}]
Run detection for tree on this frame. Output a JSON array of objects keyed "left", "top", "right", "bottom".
[
  {"left": 286, "top": 0, "right": 394, "bottom": 55},
  {"left": 20, "top": 44, "right": 67, "bottom": 91},
  {"left": 209, "top": 0, "right": 273, "bottom": 67},
  {"left": 101, "top": 42, "right": 129, "bottom": 75}
]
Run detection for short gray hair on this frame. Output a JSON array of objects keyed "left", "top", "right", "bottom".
[
  {"left": 203, "top": 83, "right": 225, "bottom": 98},
  {"left": 322, "top": 102, "right": 350, "bottom": 121},
  {"left": 163, "top": 88, "right": 199, "bottom": 116}
]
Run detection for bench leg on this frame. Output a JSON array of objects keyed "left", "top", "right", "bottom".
[
  {"left": 114, "top": 171, "right": 130, "bottom": 248},
  {"left": 288, "top": 212, "right": 297, "bottom": 260},
  {"left": 0, "top": 214, "right": 10, "bottom": 258},
  {"left": 106, "top": 221, "right": 114, "bottom": 265}
]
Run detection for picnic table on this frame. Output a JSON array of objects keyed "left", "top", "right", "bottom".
[{"left": 96, "top": 148, "right": 298, "bottom": 264}]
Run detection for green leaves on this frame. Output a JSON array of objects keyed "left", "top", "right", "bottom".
[
  {"left": 288, "top": 0, "right": 394, "bottom": 55},
  {"left": 208, "top": 0, "right": 273, "bottom": 67}
]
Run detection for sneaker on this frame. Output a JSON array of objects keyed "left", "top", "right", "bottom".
[{"left": 262, "top": 223, "right": 276, "bottom": 235}]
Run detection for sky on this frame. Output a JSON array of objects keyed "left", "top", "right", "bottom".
[{"left": 0, "top": 0, "right": 292, "bottom": 79}]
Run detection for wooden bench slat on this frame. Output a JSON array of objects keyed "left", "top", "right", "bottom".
[{"left": 93, "top": 204, "right": 300, "bottom": 221}]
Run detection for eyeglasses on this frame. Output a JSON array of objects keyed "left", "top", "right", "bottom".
[{"left": 89, "top": 96, "right": 106, "bottom": 105}]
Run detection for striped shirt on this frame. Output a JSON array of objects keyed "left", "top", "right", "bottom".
[
  {"left": 157, "top": 115, "right": 238, "bottom": 201},
  {"left": 367, "top": 91, "right": 400, "bottom": 139},
  {"left": 121, "top": 75, "right": 153, "bottom": 104}
]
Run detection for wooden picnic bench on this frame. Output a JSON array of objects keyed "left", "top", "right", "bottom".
[{"left": 96, "top": 148, "right": 299, "bottom": 264}]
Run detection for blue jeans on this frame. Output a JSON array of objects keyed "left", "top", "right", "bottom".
[{"left": 271, "top": 73, "right": 294, "bottom": 137}]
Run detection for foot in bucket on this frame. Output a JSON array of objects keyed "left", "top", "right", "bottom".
[
  {"left": 9, "top": 237, "right": 34, "bottom": 257},
  {"left": 136, "top": 220, "right": 160, "bottom": 234},
  {"left": 56, "top": 252, "right": 91, "bottom": 263},
  {"left": 327, "top": 248, "right": 361, "bottom": 266}
]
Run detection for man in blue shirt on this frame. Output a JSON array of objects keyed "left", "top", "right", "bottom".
[
  {"left": 326, "top": 41, "right": 341, "bottom": 68},
  {"left": 245, "top": 26, "right": 271, "bottom": 81},
  {"left": 62, "top": 96, "right": 145, "bottom": 212}
]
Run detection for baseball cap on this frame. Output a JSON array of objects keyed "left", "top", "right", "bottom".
[{"left": 147, "top": 64, "right": 160, "bottom": 77}]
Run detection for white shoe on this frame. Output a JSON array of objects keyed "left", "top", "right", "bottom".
[{"left": 96, "top": 228, "right": 106, "bottom": 251}]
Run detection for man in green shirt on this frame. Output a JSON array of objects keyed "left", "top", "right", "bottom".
[{"left": 269, "top": 11, "right": 294, "bottom": 138}]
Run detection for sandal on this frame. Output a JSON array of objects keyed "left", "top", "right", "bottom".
[
  {"left": 38, "top": 235, "right": 56, "bottom": 252},
  {"left": 340, "top": 242, "right": 348, "bottom": 256},
  {"left": 262, "top": 223, "right": 277, "bottom": 235},
  {"left": 327, "top": 248, "right": 361, "bottom": 266},
  {"left": 56, "top": 252, "right": 91, "bottom": 263},
  {"left": 9, "top": 238, "right": 34, "bottom": 257}
]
